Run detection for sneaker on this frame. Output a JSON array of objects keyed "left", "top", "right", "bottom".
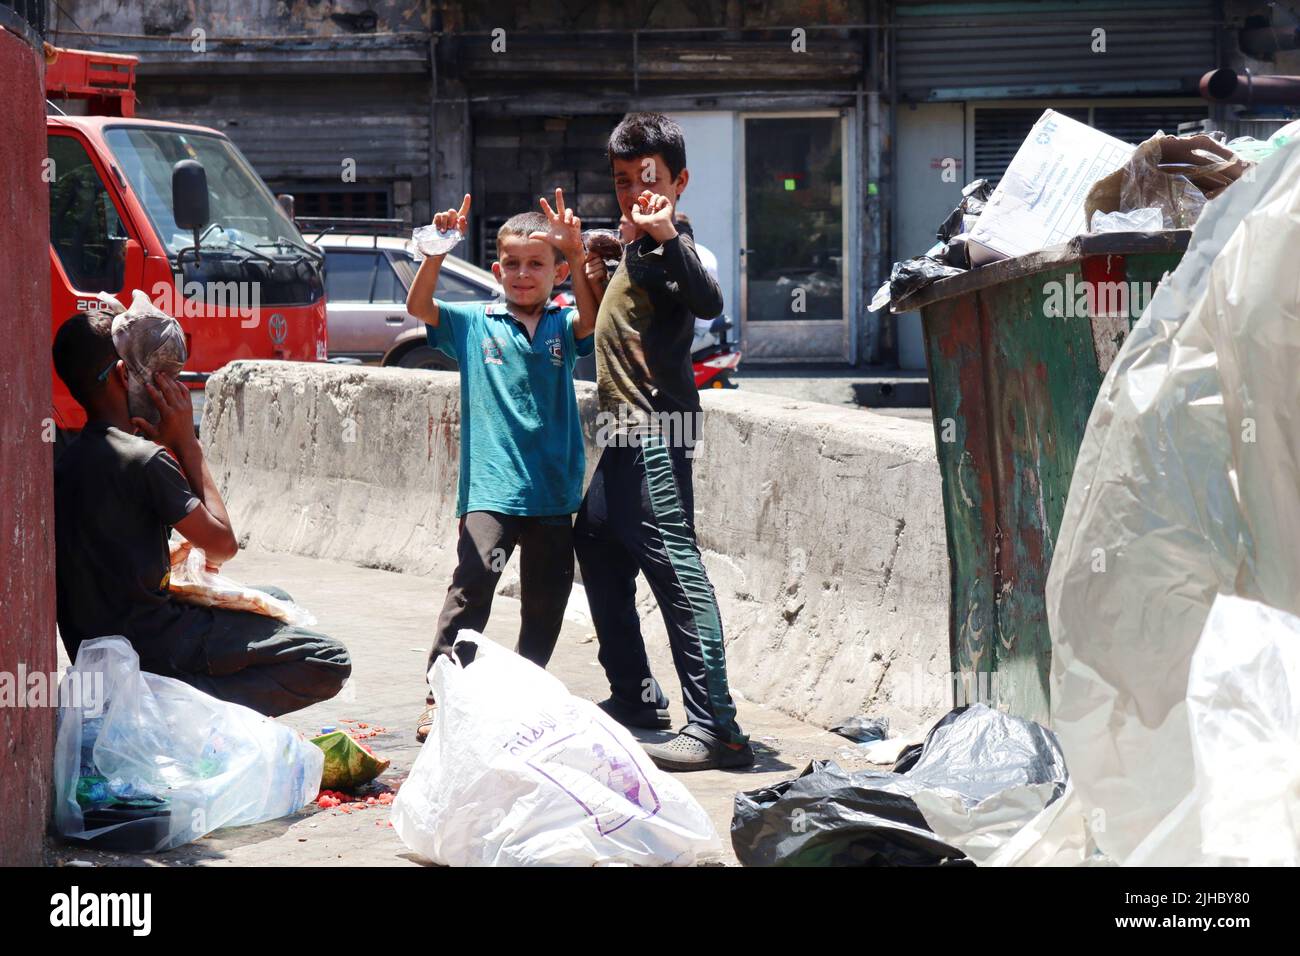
[
  {"left": 596, "top": 696, "right": 672, "bottom": 730},
  {"left": 642, "top": 724, "right": 754, "bottom": 772}
]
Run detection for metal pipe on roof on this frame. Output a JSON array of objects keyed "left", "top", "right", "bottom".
[{"left": 1200, "top": 68, "right": 1300, "bottom": 105}]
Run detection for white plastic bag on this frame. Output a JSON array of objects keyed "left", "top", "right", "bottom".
[
  {"left": 1088, "top": 206, "right": 1163, "bottom": 234},
  {"left": 54, "top": 637, "right": 324, "bottom": 852},
  {"left": 390, "top": 633, "right": 721, "bottom": 866},
  {"left": 1045, "top": 138, "right": 1300, "bottom": 863},
  {"left": 168, "top": 539, "right": 316, "bottom": 627}
]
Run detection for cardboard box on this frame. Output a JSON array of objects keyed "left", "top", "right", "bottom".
[{"left": 968, "top": 110, "right": 1134, "bottom": 265}]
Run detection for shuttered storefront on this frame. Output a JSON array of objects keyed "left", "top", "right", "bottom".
[
  {"left": 137, "top": 73, "right": 432, "bottom": 226},
  {"left": 895, "top": 0, "right": 1220, "bottom": 102}
]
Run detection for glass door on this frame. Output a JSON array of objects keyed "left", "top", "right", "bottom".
[{"left": 740, "top": 113, "right": 850, "bottom": 362}]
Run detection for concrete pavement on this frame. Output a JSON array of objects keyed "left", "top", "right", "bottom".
[{"left": 51, "top": 547, "right": 896, "bottom": 867}]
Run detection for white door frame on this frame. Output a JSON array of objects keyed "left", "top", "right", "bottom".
[{"left": 737, "top": 109, "right": 856, "bottom": 364}]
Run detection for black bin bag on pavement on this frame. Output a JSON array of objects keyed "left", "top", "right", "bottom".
[
  {"left": 731, "top": 760, "right": 973, "bottom": 866},
  {"left": 731, "top": 703, "right": 1068, "bottom": 866}
]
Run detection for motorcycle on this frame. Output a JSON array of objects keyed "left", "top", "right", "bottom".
[{"left": 691, "top": 315, "right": 742, "bottom": 390}]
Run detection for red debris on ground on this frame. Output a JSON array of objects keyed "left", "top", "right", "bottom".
[
  {"left": 314, "top": 785, "right": 399, "bottom": 815},
  {"left": 337, "top": 717, "right": 388, "bottom": 741}
]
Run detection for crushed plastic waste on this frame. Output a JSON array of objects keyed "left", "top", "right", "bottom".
[
  {"left": 731, "top": 704, "right": 1067, "bottom": 867},
  {"left": 829, "top": 715, "right": 890, "bottom": 744},
  {"left": 409, "top": 224, "right": 463, "bottom": 261}
]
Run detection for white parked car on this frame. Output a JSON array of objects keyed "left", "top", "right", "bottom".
[{"left": 314, "top": 233, "right": 500, "bottom": 369}]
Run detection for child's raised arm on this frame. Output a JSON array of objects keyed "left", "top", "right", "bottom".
[
  {"left": 406, "top": 194, "right": 471, "bottom": 328},
  {"left": 532, "top": 188, "right": 597, "bottom": 339}
]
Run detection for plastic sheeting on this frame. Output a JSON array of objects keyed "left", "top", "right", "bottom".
[
  {"left": 1127, "top": 595, "right": 1300, "bottom": 865},
  {"left": 731, "top": 704, "right": 1067, "bottom": 866},
  {"left": 167, "top": 539, "right": 317, "bottom": 627},
  {"left": 908, "top": 706, "right": 1068, "bottom": 864},
  {"left": 1045, "top": 139, "right": 1300, "bottom": 864}
]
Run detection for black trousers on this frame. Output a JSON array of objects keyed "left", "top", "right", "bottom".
[
  {"left": 574, "top": 436, "right": 747, "bottom": 745},
  {"left": 141, "top": 586, "right": 352, "bottom": 719},
  {"left": 427, "top": 511, "right": 575, "bottom": 675}
]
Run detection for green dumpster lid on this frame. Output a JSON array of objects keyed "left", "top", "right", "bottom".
[{"left": 894, "top": 229, "right": 1191, "bottom": 313}]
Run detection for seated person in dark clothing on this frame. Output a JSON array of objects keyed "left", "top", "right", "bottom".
[{"left": 52, "top": 313, "right": 351, "bottom": 717}]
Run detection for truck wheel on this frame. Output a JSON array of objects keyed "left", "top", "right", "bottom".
[{"left": 391, "top": 345, "right": 458, "bottom": 371}]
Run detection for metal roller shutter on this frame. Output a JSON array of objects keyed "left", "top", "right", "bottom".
[
  {"left": 895, "top": 0, "right": 1220, "bottom": 102},
  {"left": 972, "top": 102, "right": 1211, "bottom": 184}
]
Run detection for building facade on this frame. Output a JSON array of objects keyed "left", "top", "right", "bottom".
[{"left": 44, "top": 0, "right": 1300, "bottom": 367}]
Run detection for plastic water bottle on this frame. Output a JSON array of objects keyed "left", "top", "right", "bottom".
[
  {"left": 80, "top": 716, "right": 104, "bottom": 775},
  {"left": 410, "top": 225, "right": 463, "bottom": 261}
]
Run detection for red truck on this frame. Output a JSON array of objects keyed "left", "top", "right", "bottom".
[{"left": 46, "top": 45, "right": 327, "bottom": 429}]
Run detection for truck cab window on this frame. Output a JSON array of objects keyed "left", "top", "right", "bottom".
[{"left": 48, "top": 135, "right": 129, "bottom": 293}]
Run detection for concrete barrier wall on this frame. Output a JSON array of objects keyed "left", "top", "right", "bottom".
[{"left": 203, "top": 361, "right": 951, "bottom": 729}]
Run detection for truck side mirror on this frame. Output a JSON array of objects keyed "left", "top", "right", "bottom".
[{"left": 172, "top": 160, "right": 209, "bottom": 264}]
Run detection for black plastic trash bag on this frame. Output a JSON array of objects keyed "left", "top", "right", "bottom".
[
  {"left": 731, "top": 760, "right": 973, "bottom": 866},
  {"left": 731, "top": 704, "right": 1068, "bottom": 866},
  {"left": 936, "top": 178, "right": 992, "bottom": 244}
]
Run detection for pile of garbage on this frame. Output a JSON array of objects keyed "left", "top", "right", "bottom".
[
  {"left": 802, "top": 117, "right": 1300, "bottom": 868},
  {"left": 871, "top": 108, "right": 1299, "bottom": 312},
  {"left": 55, "top": 635, "right": 389, "bottom": 853},
  {"left": 731, "top": 704, "right": 1070, "bottom": 867},
  {"left": 55, "top": 637, "right": 326, "bottom": 853}
]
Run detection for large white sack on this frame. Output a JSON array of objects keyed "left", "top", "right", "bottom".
[
  {"left": 390, "top": 633, "right": 721, "bottom": 866},
  {"left": 1127, "top": 594, "right": 1300, "bottom": 865},
  {"left": 1045, "top": 140, "right": 1300, "bottom": 863}
]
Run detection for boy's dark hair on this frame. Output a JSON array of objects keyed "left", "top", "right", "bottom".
[
  {"left": 608, "top": 112, "right": 687, "bottom": 181},
  {"left": 53, "top": 313, "right": 118, "bottom": 408},
  {"left": 496, "top": 211, "right": 560, "bottom": 263}
]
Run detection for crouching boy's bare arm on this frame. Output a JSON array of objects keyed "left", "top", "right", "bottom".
[{"left": 406, "top": 194, "right": 472, "bottom": 327}]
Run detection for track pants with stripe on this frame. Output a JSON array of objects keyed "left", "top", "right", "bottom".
[{"left": 574, "top": 435, "right": 747, "bottom": 745}]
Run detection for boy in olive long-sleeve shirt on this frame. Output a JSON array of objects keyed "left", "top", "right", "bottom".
[{"left": 576, "top": 112, "right": 752, "bottom": 772}]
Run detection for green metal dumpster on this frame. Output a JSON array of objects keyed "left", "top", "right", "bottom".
[{"left": 896, "top": 230, "right": 1191, "bottom": 723}]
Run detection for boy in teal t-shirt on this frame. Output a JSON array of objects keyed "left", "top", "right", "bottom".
[{"left": 405, "top": 191, "right": 598, "bottom": 741}]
